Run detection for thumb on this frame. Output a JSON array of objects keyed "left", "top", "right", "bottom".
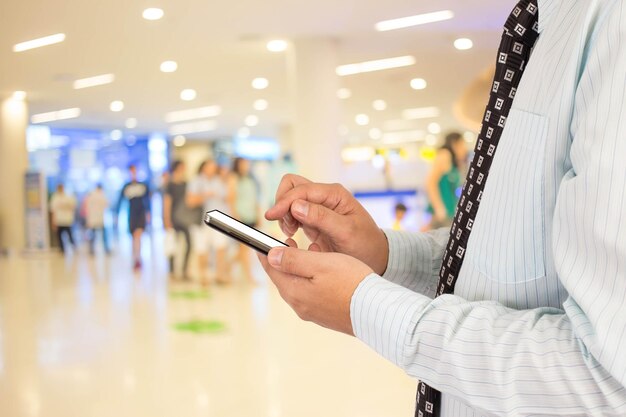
[{"left": 267, "top": 246, "right": 328, "bottom": 277}]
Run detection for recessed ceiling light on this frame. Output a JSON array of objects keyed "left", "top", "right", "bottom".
[
  {"left": 160, "top": 61, "right": 177, "bottom": 73},
  {"left": 337, "top": 56, "right": 416, "bottom": 76},
  {"left": 337, "top": 88, "right": 352, "bottom": 99},
  {"left": 13, "top": 33, "right": 66, "bottom": 52},
  {"left": 454, "top": 38, "right": 474, "bottom": 50},
  {"left": 253, "top": 99, "right": 268, "bottom": 111},
  {"left": 266, "top": 40, "right": 288, "bottom": 52},
  {"left": 375, "top": 10, "right": 454, "bottom": 32},
  {"left": 73, "top": 73, "right": 115, "bottom": 89},
  {"left": 410, "top": 78, "right": 428, "bottom": 90},
  {"left": 168, "top": 120, "right": 217, "bottom": 135},
  {"left": 31, "top": 108, "right": 81, "bottom": 124},
  {"left": 125, "top": 118, "right": 138, "bottom": 129},
  {"left": 110, "top": 101, "right": 124, "bottom": 112},
  {"left": 369, "top": 128, "right": 382, "bottom": 140},
  {"left": 402, "top": 106, "right": 440, "bottom": 120},
  {"left": 372, "top": 100, "right": 387, "bottom": 111},
  {"left": 252, "top": 78, "right": 269, "bottom": 90},
  {"left": 427, "top": 122, "right": 442, "bottom": 134},
  {"left": 245, "top": 115, "right": 259, "bottom": 127},
  {"left": 180, "top": 89, "right": 197, "bottom": 101},
  {"left": 12, "top": 91, "right": 26, "bottom": 101},
  {"left": 173, "top": 135, "right": 186, "bottom": 147},
  {"left": 143, "top": 8, "right": 164, "bottom": 20},
  {"left": 165, "top": 105, "right": 222, "bottom": 123},
  {"left": 110, "top": 129, "right": 123, "bottom": 141},
  {"left": 355, "top": 114, "right": 370, "bottom": 126},
  {"left": 237, "top": 127, "right": 250, "bottom": 138}
]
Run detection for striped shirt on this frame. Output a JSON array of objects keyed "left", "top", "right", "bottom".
[{"left": 350, "top": 0, "right": 626, "bottom": 415}]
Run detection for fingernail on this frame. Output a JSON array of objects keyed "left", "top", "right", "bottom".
[
  {"left": 268, "top": 249, "right": 283, "bottom": 267},
  {"left": 292, "top": 201, "right": 309, "bottom": 217}
]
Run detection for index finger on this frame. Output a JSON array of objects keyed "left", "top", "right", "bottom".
[
  {"left": 274, "top": 174, "right": 311, "bottom": 206},
  {"left": 265, "top": 182, "right": 346, "bottom": 221}
]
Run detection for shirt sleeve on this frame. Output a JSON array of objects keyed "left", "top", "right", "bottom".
[
  {"left": 381, "top": 228, "right": 449, "bottom": 298},
  {"left": 351, "top": 5, "right": 626, "bottom": 416}
]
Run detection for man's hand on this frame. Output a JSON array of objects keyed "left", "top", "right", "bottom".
[
  {"left": 258, "top": 240, "right": 373, "bottom": 335},
  {"left": 265, "top": 174, "right": 389, "bottom": 275}
]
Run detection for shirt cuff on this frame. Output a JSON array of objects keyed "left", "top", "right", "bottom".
[
  {"left": 382, "top": 229, "right": 446, "bottom": 296},
  {"left": 350, "top": 273, "right": 431, "bottom": 368}
]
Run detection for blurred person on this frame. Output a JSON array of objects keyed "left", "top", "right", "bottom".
[
  {"left": 84, "top": 184, "right": 110, "bottom": 255},
  {"left": 424, "top": 132, "right": 468, "bottom": 229},
  {"left": 117, "top": 164, "right": 151, "bottom": 271},
  {"left": 186, "top": 159, "right": 230, "bottom": 285},
  {"left": 232, "top": 157, "right": 261, "bottom": 284},
  {"left": 50, "top": 184, "right": 77, "bottom": 254},
  {"left": 163, "top": 160, "right": 192, "bottom": 281},
  {"left": 257, "top": 2, "right": 626, "bottom": 416},
  {"left": 391, "top": 202, "right": 407, "bottom": 231}
]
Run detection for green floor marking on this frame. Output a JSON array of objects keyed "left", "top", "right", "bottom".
[
  {"left": 172, "top": 320, "right": 227, "bottom": 334},
  {"left": 169, "top": 290, "right": 211, "bottom": 300}
]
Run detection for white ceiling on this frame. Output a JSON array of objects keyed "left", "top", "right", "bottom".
[{"left": 0, "top": 0, "right": 515, "bottom": 142}]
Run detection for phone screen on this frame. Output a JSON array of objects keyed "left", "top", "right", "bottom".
[{"left": 204, "top": 210, "right": 287, "bottom": 255}]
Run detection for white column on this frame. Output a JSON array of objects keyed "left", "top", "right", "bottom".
[
  {"left": 287, "top": 38, "right": 343, "bottom": 183},
  {"left": 0, "top": 96, "right": 29, "bottom": 251}
]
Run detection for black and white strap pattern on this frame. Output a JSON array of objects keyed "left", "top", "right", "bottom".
[{"left": 415, "top": 1, "right": 540, "bottom": 415}]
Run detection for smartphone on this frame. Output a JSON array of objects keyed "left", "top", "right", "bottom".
[{"left": 204, "top": 209, "right": 287, "bottom": 255}]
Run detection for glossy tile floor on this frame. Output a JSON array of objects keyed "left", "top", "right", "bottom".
[{"left": 0, "top": 235, "right": 414, "bottom": 417}]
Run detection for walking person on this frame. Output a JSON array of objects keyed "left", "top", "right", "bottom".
[
  {"left": 186, "top": 159, "right": 230, "bottom": 285},
  {"left": 424, "top": 132, "right": 468, "bottom": 230},
  {"left": 117, "top": 164, "right": 151, "bottom": 271},
  {"left": 50, "top": 184, "right": 77, "bottom": 255},
  {"left": 84, "top": 184, "right": 110, "bottom": 255},
  {"left": 232, "top": 157, "right": 261, "bottom": 284},
  {"left": 163, "top": 160, "right": 192, "bottom": 281}
]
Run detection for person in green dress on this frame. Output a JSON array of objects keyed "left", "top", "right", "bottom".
[{"left": 425, "top": 132, "right": 469, "bottom": 230}]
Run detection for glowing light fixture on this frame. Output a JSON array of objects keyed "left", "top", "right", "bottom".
[
  {"left": 410, "top": 78, "right": 428, "bottom": 90},
  {"left": 160, "top": 61, "right": 177, "bottom": 73},
  {"left": 110, "top": 129, "right": 123, "bottom": 141},
  {"left": 454, "top": 38, "right": 474, "bottom": 50},
  {"left": 180, "top": 89, "right": 197, "bottom": 101},
  {"left": 372, "top": 100, "right": 387, "bottom": 111},
  {"left": 245, "top": 115, "right": 259, "bottom": 127},
  {"left": 427, "top": 122, "right": 442, "bottom": 134},
  {"left": 168, "top": 120, "right": 217, "bottom": 135},
  {"left": 355, "top": 114, "right": 370, "bottom": 126},
  {"left": 143, "top": 8, "right": 164, "bottom": 20},
  {"left": 165, "top": 105, "right": 222, "bottom": 123},
  {"left": 336, "top": 56, "right": 415, "bottom": 76},
  {"left": 341, "top": 146, "right": 375, "bottom": 162},
  {"left": 252, "top": 78, "right": 269, "bottom": 90},
  {"left": 253, "top": 99, "right": 268, "bottom": 111},
  {"left": 173, "top": 135, "right": 186, "bottom": 147},
  {"left": 13, "top": 33, "right": 65, "bottom": 52},
  {"left": 125, "top": 118, "right": 138, "bottom": 129},
  {"left": 375, "top": 10, "right": 454, "bottom": 32},
  {"left": 73, "top": 74, "right": 115, "bottom": 89},
  {"left": 337, "top": 88, "right": 352, "bottom": 99},
  {"left": 110, "top": 101, "right": 124, "bottom": 112},
  {"left": 266, "top": 40, "right": 288, "bottom": 52},
  {"left": 369, "top": 128, "right": 382, "bottom": 140},
  {"left": 31, "top": 108, "right": 81, "bottom": 124}
]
